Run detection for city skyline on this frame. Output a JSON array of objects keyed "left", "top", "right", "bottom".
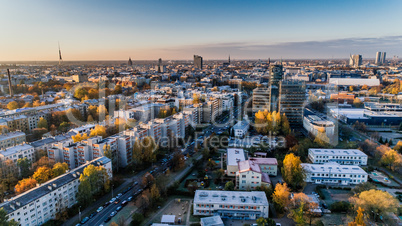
[{"left": 1, "top": 0, "right": 402, "bottom": 61}]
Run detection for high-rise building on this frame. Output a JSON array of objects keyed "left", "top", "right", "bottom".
[
  {"left": 375, "top": 52, "right": 382, "bottom": 65},
  {"left": 128, "top": 57, "right": 133, "bottom": 66},
  {"left": 156, "top": 58, "right": 163, "bottom": 73},
  {"left": 194, "top": 55, "right": 203, "bottom": 69},
  {"left": 252, "top": 65, "right": 283, "bottom": 113},
  {"left": 349, "top": 54, "right": 362, "bottom": 67},
  {"left": 278, "top": 80, "right": 306, "bottom": 127},
  {"left": 381, "top": 52, "right": 386, "bottom": 65}
]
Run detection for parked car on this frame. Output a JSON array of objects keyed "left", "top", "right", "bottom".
[
  {"left": 110, "top": 211, "right": 117, "bottom": 217},
  {"left": 121, "top": 200, "right": 128, "bottom": 206},
  {"left": 116, "top": 193, "right": 122, "bottom": 199},
  {"left": 104, "top": 217, "right": 111, "bottom": 223},
  {"left": 96, "top": 206, "right": 104, "bottom": 213},
  {"left": 134, "top": 181, "right": 139, "bottom": 186},
  {"left": 104, "top": 202, "right": 110, "bottom": 207},
  {"left": 114, "top": 198, "right": 121, "bottom": 204},
  {"left": 116, "top": 206, "right": 122, "bottom": 212},
  {"left": 89, "top": 212, "right": 97, "bottom": 219},
  {"left": 322, "top": 203, "right": 328, "bottom": 209},
  {"left": 80, "top": 217, "right": 89, "bottom": 224},
  {"left": 109, "top": 198, "right": 116, "bottom": 204}
]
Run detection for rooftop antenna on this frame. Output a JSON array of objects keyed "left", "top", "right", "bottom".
[{"left": 58, "top": 42, "right": 63, "bottom": 66}]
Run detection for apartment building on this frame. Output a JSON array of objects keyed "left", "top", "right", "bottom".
[
  {"left": 303, "top": 115, "right": 335, "bottom": 143},
  {"left": 236, "top": 158, "right": 278, "bottom": 190},
  {"left": 302, "top": 162, "right": 368, "bottom": 185},
  {"left": 193, "top": 190, "right": 269, "bottom": 220},
  {"left": 308, "top": 148, "right": 368, "bottom": 166},
  {"left": 0, "top": 131, "right": 26, "bottom": 149},
  {"left": 0, "top": 157, "right": 112, "bottom": 226},
  {"left": 226, "top": 148, "right": 246, "bottom": 176},
  {"left": 0, "top": 144, "right": 35, "bottom": 164}
]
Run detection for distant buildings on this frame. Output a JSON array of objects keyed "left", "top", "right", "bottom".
[
  {"left": 302, "top": 162, "right": 368, "bottom": 185},
  {"left": 194, "top": 55, "right": 203, "bottom": 69},
  {"left": 193, "top": 190, "right": 269, "bottom": 219},
  {"left": 308, "top": 148, "right": 368, "bottom": 166},
  {"left": 0, "top": 143, "right": 35, "bottom": 164},
  {"left": 349, "top": 54, "right": 362, "bottom": 67},
  {"left": 128, "top": 57, "right": 133, "bottom": 66},
  {"left": 376, "top": 52, "right": 387, "bottom": 65},
  {"left": 303, "top": 114, "right": 335, "bottom": 143},
  {"left": 232, "top": 120, "right": 249, "bottom": 138},
  {"left": 0, "top": 157, "right": 112, "bottom": 226}
]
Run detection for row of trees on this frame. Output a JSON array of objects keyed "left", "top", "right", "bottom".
[
  {"left": 255, "top": 110, "right": 291, "bottom": 135},
  {"left": 15, "top": 162, "right": 68, "bottom": 194},
  {"left": 74, "top": 84, "right": 123, "bottom": 101}
]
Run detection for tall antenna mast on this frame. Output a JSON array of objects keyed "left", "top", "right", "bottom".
[
  {"left": 58, "top": 42, "right": 63, "bottom": 66},
  {"left": 7, "top": 69, "right": 13, "bottom": 97}
]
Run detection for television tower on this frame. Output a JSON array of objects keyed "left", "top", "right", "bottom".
[{"left": 58, "top": 42, "right": 63, "bottom": 66}]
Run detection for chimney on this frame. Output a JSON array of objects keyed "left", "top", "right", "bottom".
[{"left": 7, "top": 69, "right": 12, "bottom": 97}]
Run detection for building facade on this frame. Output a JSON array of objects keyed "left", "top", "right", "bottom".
[{"left": 308, "top": 148, "right": 368, "bottom": 165}]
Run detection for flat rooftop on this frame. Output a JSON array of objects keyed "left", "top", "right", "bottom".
[
  {"left": 194, "top": 190, "right": 268, "bottom": 206},
  {"left": 309, "top": 148, "right": 367, "bottom": 157},
  {"left": 226, "top": 148, "right": 246, "bottom": 166},
  {"left": 301, "top": 163, "right": 367, "bottom": 175}
]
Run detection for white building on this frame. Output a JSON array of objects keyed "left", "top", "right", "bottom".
[
  {"left": 302, "top": 162, "right": 368, "bottom": 185},
  {"left": 193, "top": 190, "right": 269, "bottom": 220},
  {"left": 200, "top": 215, "right": 224, "bottom": 226},
  {"left": 1, "top": 157, "right": 112, "bottom": 226},
  {"left": 232, "top": 120, "right": 249, "bottom": 138},
  {"left": 308, "top": 148, "right": 368, "bottom": 166},
  {"left": 236, "top": 158, "right": 278, "bottom": 190},
  {"left": 0, "top": 144, "right": 35, "bottom": 164},
  {"left": 303, "top": 115, "right": 335, "bottom": 142},
  {"left": 0, "top": 131, "right": 26, "bottom": 149},
  {"left": 226, "top": 148, "right": 246, "bottom": 176}
]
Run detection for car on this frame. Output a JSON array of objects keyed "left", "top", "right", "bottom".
[
  {"left": 89, "top": 212, "right": 97, "bottom": 219},
  {"left": 178, "top": 218, "right": 182, "bottom": 224},
  {"left": 80, "top": 217, "right": 89, "bottom": 224},
  {"left": 121, "top": 200, "right": 128, "bottom": 206},
  {"left": 134, "top": 181, "right": 139, "bottom": 186},
  {"left": 104, "top": 217, "right": 112, "bottom": 223},
  {"left": 110, "top": 211, "right": 117, "bottom": 217},
  {"left": 96, "top": 206, "right": 104, "bottom": 213},
  {"left": 109, "top": 197, "right": 116, "bottom": 204},
  {"left": 276, "top": 223, "right": 282, "bottom": 226},
  {"left": 116, "top": 193, "right": 122, "bottom": 199},
  {"left": 116, "top": 206, "right": 122, "bottom": 212},
  {"left": 75, "top": 224, "right": 81, "bottom": 226},
  {"left": 114, "top": 198, "right": 121, "bottom": 204},
  {"left": 127, "top": 196, "right": 133, "bottom": 202},
  {"left": 322, "top": 203, "right": 328, "bottom": 209}
]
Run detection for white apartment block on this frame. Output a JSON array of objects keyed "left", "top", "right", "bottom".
[
  {"left": 232, "top": 120, "right": 249, "bottom": 138},
  {"left": 226, "top": 148, "right": 246, "bottom": 176},
  {"left": 302, "top": 163, "right": 368, "bottom": 185},
  {"left": 193, "top": 190, "right": 269, "bottom": 220},
  {"left": 236, "top": 158, "right": 278, "bottom": 190},
  {"left": 0, "top": 157, "right": 112, "bottom": 226},
  {"left": 303, "top": 115, "right": 335, "bottom": 142},
  {"left": 0, "top": 131, "right": 26, "bottom": 149},
  {"left": 0, "top": 144, "right": 35, "bottom": 164},
  {"left": 308, "top": 148, "right": 368, "bottom": 166}
]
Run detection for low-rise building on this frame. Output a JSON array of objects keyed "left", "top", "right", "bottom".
[
  {"left": 236, "top": 158, "right": 278, "bottom": 190},
  {"left": 200, "top": 215, "right": 224, "bottom": 226},
  {"left": 302, "top": 162, "right": 368, "bottom": 185},
  {"left": 193, "top": 190, "right": 269, "bottom": 220},
  {"left": 308, "top": 148, "right": 368, "bottom": 165},
  {"left": 226, "top": 148, "right": 246, "bottom": 176},
  {"left": 232, "top": 120, "right": 249, "bottom": 138},
  {"left": 0, "top": 157, "right": 112, "bottom": 226},
  {"left": 303, "top": 115, "right": 335, "bottom": 143}
]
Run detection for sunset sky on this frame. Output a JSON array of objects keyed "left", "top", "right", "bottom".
[{"left": 1, "top": 0, "right": 401, "bottom": 61}]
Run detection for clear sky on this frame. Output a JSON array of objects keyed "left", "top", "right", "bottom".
[{"left": 1, "top": 0, "right": 401, "bottom": 61}]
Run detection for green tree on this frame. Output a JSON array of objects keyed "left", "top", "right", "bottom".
[
  {"left": 37, "top": 117, "right": 48, "bottom": 130},
  {"left": 131, "top": 213, "right": 144, "bottom": 225},
  {"left": 17, "top": 157, "right": 31, "bottom": 178},
  {"left": 224, "top": 181, "right": 235, "bottom": 191},
  {"left": 0, "top": 208, "right": 19, "bottom": 226},
  {"left": 256, "top": 217, "right": 267, "bottom": 226},
  {"left": 77, "top": 176, "right": 92, "bottom": 207},
  {"left": 51, "top": 162, "right": 68, "bottom": 178}
]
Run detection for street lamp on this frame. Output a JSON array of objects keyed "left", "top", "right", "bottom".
[
  {"left": 112, "top": 184, "right": 114, "bottom": 198},
  {"left": 79, "top": 206, "right": 81, "bottom": 222}
]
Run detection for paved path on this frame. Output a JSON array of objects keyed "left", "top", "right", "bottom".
[{"left": 185, "top": 200, "right": 193, "bottom": 226}]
